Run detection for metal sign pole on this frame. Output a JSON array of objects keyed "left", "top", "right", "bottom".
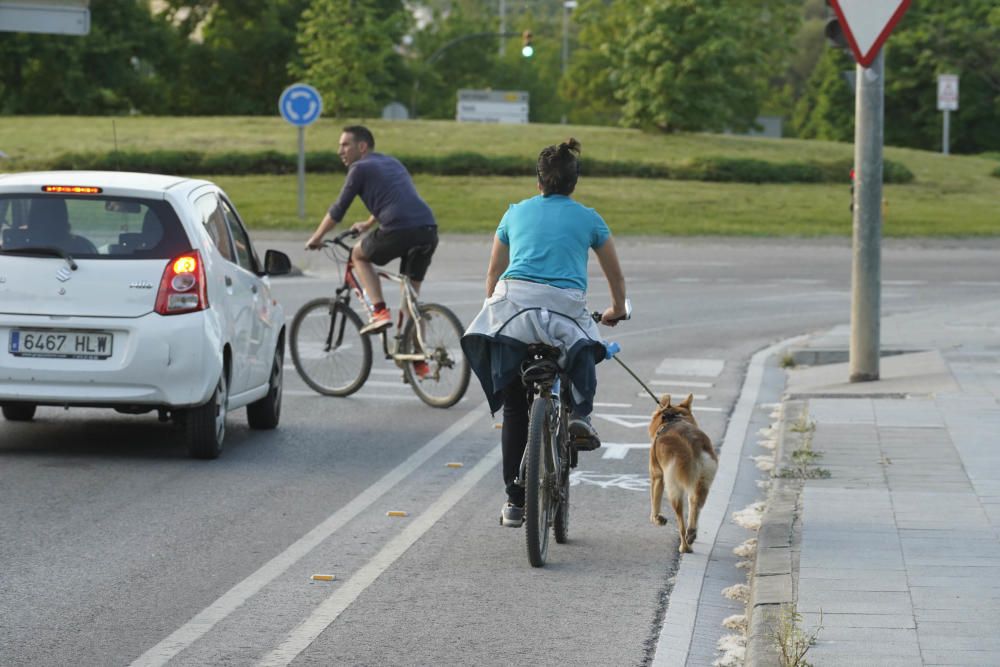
[
  {"left": 942, "top": 109, "right": 950, "bottom": 156},
  {"left": 849, "top": 50, "right": 884, "bottom": 382},
  {"left": 297, "top": 126, "right": 306, "bottom": 219}
]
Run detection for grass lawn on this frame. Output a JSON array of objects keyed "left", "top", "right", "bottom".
[
  {"left": 2, "top": 116, "right": 997, "bottom": 236},
  {"left": 213, "top": 172, "right": 997, "bottom": 238}
]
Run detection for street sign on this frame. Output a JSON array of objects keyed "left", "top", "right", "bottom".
[
  {"left": 0, "top": 1, "right": 89, "bottom": 35},
  {"left": 278, "top": 83, "right": 323, "bottom": 220},
  {"left": 829, "top": 0, "right": 911, "bottom": 68},
  {"left": 937, "top": 74, "right": 959, "bottom": 111},
  {"left": 278, "top": 83, "right": 323, "bottom": 127},
  {"left": 456, "top": 89, "right": 528, "bottom": 124}
]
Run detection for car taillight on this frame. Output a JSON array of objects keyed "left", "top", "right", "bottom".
[{"left": 155, "top": 251, "right": 208, "bottom": 315}]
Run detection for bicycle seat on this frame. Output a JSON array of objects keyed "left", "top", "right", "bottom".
[{"left": 521, "top": 345, "right": 561, "bottom": 384}]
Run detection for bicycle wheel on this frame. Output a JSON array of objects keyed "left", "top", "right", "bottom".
[
  {"left": 525, "top": 396, "right": 555, "bottom": 567},
  {"left": 554, "top": 430, "right": 571, "bottom": 544},
  {"left": 290, "top": 298, "right": 372, "bottom": 396},
  {"left": 401, "top": 303, "right": 470, "bottom": 408}
]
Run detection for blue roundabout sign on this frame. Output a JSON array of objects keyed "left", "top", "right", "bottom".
[{"left": 279, "top": 83, "right": 323, "bottom": 127}]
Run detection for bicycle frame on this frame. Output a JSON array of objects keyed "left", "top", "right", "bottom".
[
  {"left": 326, "top": 235, "right": 428, "bottom": 363},
  {"left": 517, "top": 351, "right": 572, "bottom": 508}
]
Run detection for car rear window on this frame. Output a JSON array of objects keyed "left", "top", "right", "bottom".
[{"left": 0, "top": 195, "right": 191, "bottom": 259}]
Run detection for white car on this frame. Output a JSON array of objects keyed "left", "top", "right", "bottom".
[{"left": 0, "top": 171, "right": 292, "bottom": 458}]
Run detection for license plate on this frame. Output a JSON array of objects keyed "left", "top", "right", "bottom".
[{"left": 9, "top": 329, "right": 113, "bottom": 360}]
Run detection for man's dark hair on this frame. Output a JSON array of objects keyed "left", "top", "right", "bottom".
[
  {"left": 536, "top": 137, "right": 581, "bottom": 196},
  {"left": 343, "top": 125, "right": 375, "bottom": 150}
]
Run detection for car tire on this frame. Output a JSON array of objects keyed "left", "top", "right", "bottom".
[
  {"left": 2, "top": 403, "right": 36, "bottom": 421},
  {"left": 247, "top": 341, "right": 283, "bottom": 430},
  {"left": 184, "top": 372, "right": 228, "bottom": 460}
]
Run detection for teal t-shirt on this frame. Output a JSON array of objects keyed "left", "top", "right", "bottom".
[{"left": 496, "top": 194, "right": 611, "bottom": 291}]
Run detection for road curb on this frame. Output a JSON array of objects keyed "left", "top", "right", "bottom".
[{"left": 744, "top": 399, "right": 805, "bottom": 667}]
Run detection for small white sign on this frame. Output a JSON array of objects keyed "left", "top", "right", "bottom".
[
  {"left": 0, "top": 1, "right": 90, "bottom": 35},
  {"left": 937, "top": 74, "right": 959, "bottom": 111},
  {"left": 456, "top": 89, "right": 529, "bottom": 124}
]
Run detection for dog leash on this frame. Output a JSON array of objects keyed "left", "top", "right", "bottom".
[{"left": 603, "top": 342, "right": 660, "bottom": 406}]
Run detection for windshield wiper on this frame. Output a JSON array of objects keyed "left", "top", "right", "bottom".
[{"left": 0, "top": 246, "right": 78, "bottom": 271}]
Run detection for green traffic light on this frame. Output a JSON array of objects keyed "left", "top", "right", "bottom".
[{"left": 521, "top": 45, "right": 534, "bottom": 57}]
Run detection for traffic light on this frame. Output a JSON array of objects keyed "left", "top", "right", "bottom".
[
  {"left": 824, "top": 2, "right": 849, "bottom": 51},
  {"left": 521, "top": 30, "right": 534, "bottom": 58}
]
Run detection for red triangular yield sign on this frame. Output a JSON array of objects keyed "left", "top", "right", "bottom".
[{"left": 830, "top": 0, "right": 912, "bottom": 68}]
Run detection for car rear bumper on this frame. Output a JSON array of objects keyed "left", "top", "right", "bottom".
[{"left": 0, "top": 311, "right": 222, "bottom": 408}]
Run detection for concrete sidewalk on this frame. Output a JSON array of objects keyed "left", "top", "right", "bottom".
[{"left": 746, "top": 300, "right": 1000, "bottom": 666}]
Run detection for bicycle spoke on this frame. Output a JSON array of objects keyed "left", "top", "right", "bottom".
[
  {"left": 401, "top": 303, "right": 470, "bottom": 408},
  {"left": 290, "top": 300, "right": 372, "bottom": 396}
]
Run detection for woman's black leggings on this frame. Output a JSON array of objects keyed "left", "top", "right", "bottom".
[{"left": 501, "top": 378, "right": 530, "bottom": 507}]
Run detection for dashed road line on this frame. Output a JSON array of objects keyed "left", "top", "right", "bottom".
[{"left": 129, "top": 405, "right": 488, "bottom": 667}]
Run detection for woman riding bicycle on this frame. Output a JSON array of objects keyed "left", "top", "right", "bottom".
[{"left": 461, "top": 137, "right": 628, "bottom": 528}]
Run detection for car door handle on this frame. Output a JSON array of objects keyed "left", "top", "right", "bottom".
[
  {"left": 225, "top": 276, "right": 233, "bottom": 287},
  {"left": 251, "top": 284, "right": 258, "bottom": 294}
]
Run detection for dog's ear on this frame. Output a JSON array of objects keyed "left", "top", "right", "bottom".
[
  {"left": 679, "top": 393, "right": 693, "bottom": 409},
  {"left": 659, "top": 394, "right": 672, "bottom": 408}
]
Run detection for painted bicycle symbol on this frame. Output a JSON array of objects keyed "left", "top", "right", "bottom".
[{"left": 569, "top": 471, "right": 650, "bottom": 492}]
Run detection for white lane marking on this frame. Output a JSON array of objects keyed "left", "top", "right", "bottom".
[
  {"left": 954, "top": 280, "right": 1000, "bottom": 287},
  {"left": 570, "top": 471, "right": 649, "bottom": 491},
  {"left": 883, "top": 280, "right": 927, "bottom": 286},
  {"left": 593, "top": 401, "right": 633, "bottom": 408},
  {"left": 650, "top": 380, "right": 713, "bottom": 388},
  {"left": 747, "top": 291, "right": 846, "bottom": 302},
  {"left": 258, "top": 444, "right": 503, "bottom": 666},
  {"left": 654, "top": 358, "right": 724, "bottom": 377},
  {"left": 129, "top": 405, "right": 488, "bottom": 667},
  {"left": 595, "top": 414, "right": 652, "bottom": 428},
  {"left": 650, "top": 393, "right": 707, "bottom": 401},
  {"left": 651, "top": 334, "right": 807, "bottom": 667},
  {"left": 283, "top": 390, "right": 418, "bottom": 402},
  {"left": 600, "top": 443, "right": 650, "bottom": 460}
]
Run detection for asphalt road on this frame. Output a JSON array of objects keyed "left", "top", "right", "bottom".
[{"left": 2, "top": 235, "right": 998, "bottom": 666}]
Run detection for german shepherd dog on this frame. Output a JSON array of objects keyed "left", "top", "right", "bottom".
[{"left": 649, "top": 394, "right": 718, "bottom": 553}]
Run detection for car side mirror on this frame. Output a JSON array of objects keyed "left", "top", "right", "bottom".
[{"left": 263, "top": 249, "right": 292, "bottom": 276}]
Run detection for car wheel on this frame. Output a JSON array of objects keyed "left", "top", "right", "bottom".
[
  {"left": 247, "top": 341, "right": 283, "bottom": 430},
  {"left": 184, "top": 372, "right": 228, "bottom": 460},
  {"left": 2, "top": 403, "right": 36, "bottom": 421}
]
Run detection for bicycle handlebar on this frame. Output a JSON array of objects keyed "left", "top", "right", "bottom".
[{"left": 591, "top": 297, "right": 633, "bottom": 325}]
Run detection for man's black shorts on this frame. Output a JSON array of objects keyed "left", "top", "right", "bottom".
[{"left": 359, "top": 225, "right": 438, "bottom": 281}]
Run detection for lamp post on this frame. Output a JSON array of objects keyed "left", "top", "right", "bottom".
[
  {"left": 411, "top": 31, "right": 531, "bottom": 119},
  {"left": 498, "top": 0, "right": 506, "bottom": 56},
  {"left": 560, "top": 1, "right": 577, "bottom": 124}
]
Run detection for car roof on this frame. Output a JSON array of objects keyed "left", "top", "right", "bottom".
[{"left": 0, "top": 171, "right": 212, "bottom": 199}]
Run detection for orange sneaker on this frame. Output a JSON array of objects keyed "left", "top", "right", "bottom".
[{"left": 359, "top": 308, "right": 392, "bottom": 335}]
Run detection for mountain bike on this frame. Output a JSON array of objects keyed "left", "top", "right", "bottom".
[
  {"left": 289, "top": 229, "right": 470, "bottom": 408},
  {"left": 516, "top": 303, "right": 630, "bottom": 567}
]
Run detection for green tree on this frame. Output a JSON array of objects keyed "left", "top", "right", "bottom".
[
  {"left": 0, "top": 0, "right": 181, "bottom": 114},
  {"left": 408, "top": 8, "right": 498, "bottom": 119},
  {"left": 561, "top": 0, "right": 638, "bottom": 126},
  {"left": 564, "top": 0, "right": 796, "bottom": 132},
  {"left": 884, "top": 2, "right": 1000, "bottom": 152},
  {"left": 790, "top": 47, "right": 854, "bottom": 142},
  {"left": 169, "top": 0, "right": 308, "bottom": 115},
  {"left": 790, "top": 2, "right": 1000, "bottom": 152},
  {"left": 293, "top": 0, "right": 409, "bottom": 117},
  {"left": 616, "top": 0, "right": 790, "bottom": 132}
]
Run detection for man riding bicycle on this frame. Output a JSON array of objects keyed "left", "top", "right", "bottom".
[
  {"left": 461, "top": 138, "right": 628, "bottom": 528},
  {"left": 305, "top": 125, "right": 438, "bottom": 338}
]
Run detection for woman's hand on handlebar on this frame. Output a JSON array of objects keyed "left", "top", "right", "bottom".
[{"left": 592, "top": 297, "right": 633, "bottom": 327}]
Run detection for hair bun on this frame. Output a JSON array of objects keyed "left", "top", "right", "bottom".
[{"left": 559, "top": 137, "right": 581, "bottom": 156}]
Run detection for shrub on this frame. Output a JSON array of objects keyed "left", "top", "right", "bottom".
[{"left": 35, "top": 149, "right": 914, "bottom": 184}]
